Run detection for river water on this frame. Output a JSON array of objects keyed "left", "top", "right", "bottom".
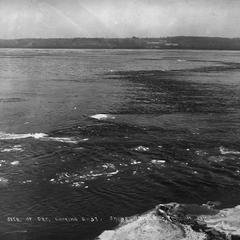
[{"left": 0, "top": 49, "right": 240, "bottom": 239}]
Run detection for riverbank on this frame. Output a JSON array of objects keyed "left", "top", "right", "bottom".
[{"left": 97, "top": 203, "right": 240, "bottom": 240}]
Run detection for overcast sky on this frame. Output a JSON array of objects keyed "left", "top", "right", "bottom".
[{"left": 0, "top": 0, "right": 239, "bottom": 38}]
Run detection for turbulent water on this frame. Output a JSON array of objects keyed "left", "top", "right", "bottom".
[{"left": 0, "top": 49, "right": 240, "bottom": 239}]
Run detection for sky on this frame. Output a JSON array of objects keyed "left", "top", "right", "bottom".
[{"left": 0, "top": 0, "right": 239, "bottom": 38}]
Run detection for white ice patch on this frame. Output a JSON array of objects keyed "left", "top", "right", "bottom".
[
  {"left": 90, "top": 114, "right": 115, "bottom": 120},
  {"left": 219, "top": 146, "right": 240, "bottom": 155}
]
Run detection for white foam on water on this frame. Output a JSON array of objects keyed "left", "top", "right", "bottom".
[
  {"left": 0, "top": 132, "right": 47, "bottom": 140},
  {"left": 219, "top": 146, "right": 240, "bottom": 155},
  {"left": 130, "top": 160, "right": 142, "bottom": 165},
  {"left": 1, "top": 144, "right": 24, "bottom": 153},
  {"left": 90, "top": 114, "right": 115, "bottom": 120},
  {"left": 106, "top": 170, "right": 119, "bottom": 176},
  {"left": 102, "top": 163, "right": 116, "bottom": 169},
  {"left": 177, "top": 59, "right": 187, "bottom": 62},
  {"left": 0, "top": 131, "right": 79, "bottom": 144},
  {"left": 51, "top": 167, "right": 120, "bottom": 187},
  {"left": 134, "top": 146, "right": 150, "bottom": 152},
  {"left": 71, "top": 182, "right": 85, "bottom": 187},
  {"left": 21, "top": 180, "right": 32, "bottom": 184},
  {"left": 10, "top": 161, "right": 20, "bottom": 166},
  {"left": 151, "top": 160, "right": 166, "bottom": 164},
  {"left": 0, "top": 177, "right": 8, "bottom": 185},
  {"left": 47, "top": 137, "right": 78, "bottom": 144}
]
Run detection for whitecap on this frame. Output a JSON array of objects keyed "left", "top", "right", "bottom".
[
  {"left": 0, "top": 132, "right": 47, "bottom": 140},
  {"left": 21, "top": 180, "right": 32, "bottom": 184},
  {"left": 51, "top": 168, "right": 120, "bottom": 187},
  {"left": 151, "top": 160, "right": 166, "bottom": 164},
  {"left": 90, "top": 114, "right": 115, "bottom": 120},
  {"left": 102, "top": 163, "right": 116, "bottom": 169},
  {"left": 134, "top": 146, "right": 149, "bottom": 152},
  {"left": 47, "top": 137, "right": 78, "bottom": 144},
  {"left": 10, "top": 161, "right": 20, "bottom": 166},
  {"left": 0, "top": 131, "right": 79, "bottom": 144},
  {"left": 106, "top": 170, "right": 119, "bottom": 176},
  {"left": 71, "top": 182, "right": 84, "bottom": 187},
  {"left": 0, "top": 177, "right": 8, "bottom": 186},
  {"left": 1, "top": 145, "right": 23, "bottom": 153},
  {"left": 130, "top": 160, "right": 141, "bottom": 165},
  {"left": 177, "top": 59, "right": 186, "bottom": 62},
  {"left": 219, "top": 146, "right": 240, "bottom": 155}
]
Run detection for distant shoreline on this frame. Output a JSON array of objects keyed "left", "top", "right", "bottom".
[{"left": 0, "top": 36, "right": 240, "bottom": 50}]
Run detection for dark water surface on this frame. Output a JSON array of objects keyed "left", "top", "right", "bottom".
[{"left": 0, "top": 49, "right": 240, "bottom": 239}]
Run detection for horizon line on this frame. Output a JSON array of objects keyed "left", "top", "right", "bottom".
[{"left": 0, "top": 35, "right": 240, "bottom": 40}]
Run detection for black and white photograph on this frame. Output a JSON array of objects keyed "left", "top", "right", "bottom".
[{"left": 0, "top": 0, "right": 240, "bottom": 239}]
